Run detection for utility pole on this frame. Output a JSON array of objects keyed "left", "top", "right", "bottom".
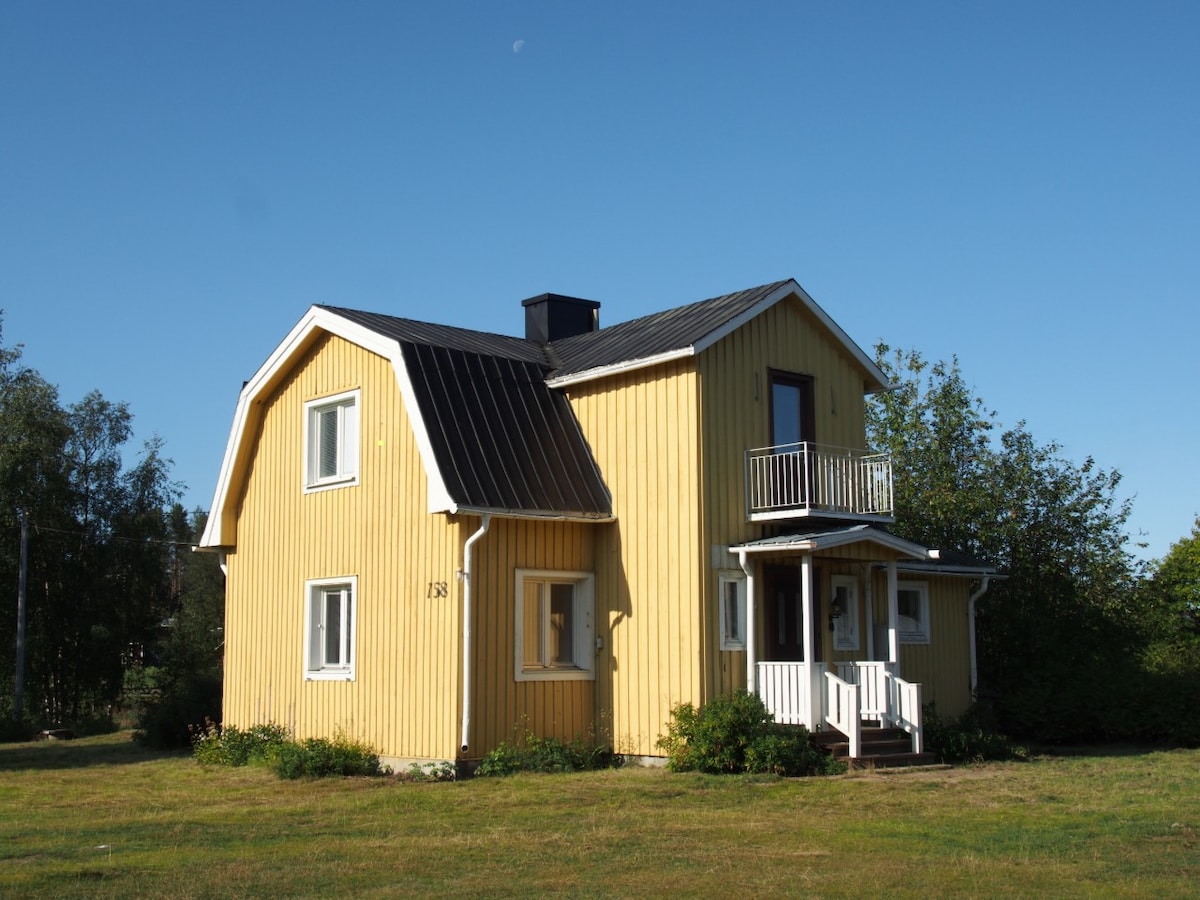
[{"left": 15, "top": 509, "right": 27, "bottom": 719}]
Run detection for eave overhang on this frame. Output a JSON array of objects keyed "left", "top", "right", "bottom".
[{"left": 729, "top": 525, "right": 931, "bottom": 560}]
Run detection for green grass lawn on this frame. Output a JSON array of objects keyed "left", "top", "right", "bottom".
[{"left": 0, "top": 733, "right": 1196, "bottom": 898}]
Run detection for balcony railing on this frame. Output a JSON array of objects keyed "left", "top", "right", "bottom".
[{"left": 745, "top": 442, "right": 893, "bottom": 520}]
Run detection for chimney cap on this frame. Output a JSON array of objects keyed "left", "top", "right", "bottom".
[{"left": 520, "top": 292, "right": 601, "bottom": 311}]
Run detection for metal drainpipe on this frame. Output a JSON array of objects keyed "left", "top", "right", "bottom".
[
  {"left": 460, "top": 514, "right": 491, "bottom": 753},
  {"left": 967, "top": 575, "right": 991, "bottom": 696},
  {"left": 738, "top": 549, "right": 756, "bottom": 693}
]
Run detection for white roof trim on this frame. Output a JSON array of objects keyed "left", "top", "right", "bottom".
[
  {"left": 545, "top": 280, "right": 890, "bottom": 392},
  {"left": 200, "top": 306, "right": 454, "bottom": 548},
  {"left": 454, "top": 504, "right": 616, "bottom": 524},
  {"left": 545, "top": 347, "right": 694, "bottom": 389},
  {"left": 730, "top": 527, "right": 930, "bottom": 559}
]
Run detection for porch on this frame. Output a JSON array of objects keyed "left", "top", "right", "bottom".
[
  {"left": 745, "top": 442, "right": 893, "bottom": 522},
  {"left": 731, "top": 529, "right": 938, "bottom": 762},
  {"left": 757, "top": 660, "right": 925, "bottom": 762}
]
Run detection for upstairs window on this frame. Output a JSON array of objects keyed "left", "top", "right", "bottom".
[
  {"left": 515, "top": 570, "right": 595, "bottom": 681},
  {"left": 897, "top": 581, "right": 930, "bottom": 644},
  {"left": 304, "top": 389, "right": 360, "bottom": 490},
  {"left": 305, "top": 576, "right": 357, "bottom": 680},
  {"left": 718, "top": 572, "right": 747, "bottom": 651}
]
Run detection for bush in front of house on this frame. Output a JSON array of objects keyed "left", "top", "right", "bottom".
[
  {"left": 475, "top": 731, "right": 623, "bottom": 777},
  {"left": 922, "top": 703, "right": 1028, "bottom": 763},
  {"left": 657, "top": 690, "right": 845, "bottom": 776},
  {"left": 191, "top": 720, "right": 387, "bottom": 778},
  {"left": 273, "top": 734, "right": 387, "bottom": 779}
]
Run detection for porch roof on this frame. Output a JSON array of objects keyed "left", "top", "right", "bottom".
[{"left": 729, "top": 524, "right": 931, "bottom": 559}]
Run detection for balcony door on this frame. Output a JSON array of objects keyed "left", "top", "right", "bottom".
[
  {"left": 770, "top": 372, "right": 815, "bottom": 448},
  {"left": 769, "top": 372, "right": 816, "bottom": 508}
]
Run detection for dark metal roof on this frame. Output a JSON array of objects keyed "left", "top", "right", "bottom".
[
  {"left": 314, "top": 282, "right": 800, "bottom": 519},
  {"left": 399, "top": 342, "right": 610, "bottom": 518},
  {"left": 545, "top": 280, "right": 792, "bottom": 379},
  {"left": 320, "top": 305, "right": 551, "bottom": 367}
]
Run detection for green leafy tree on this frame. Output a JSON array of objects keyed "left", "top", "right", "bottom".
[
  {"left": 1, "top": 315, "right": 180, "bottom": 731},
  {"left": 135, "top": 507, "right": 226, "bottom": 748},
  {"left": 868, "top": 345, "right": 1157, "bottom": 743}
]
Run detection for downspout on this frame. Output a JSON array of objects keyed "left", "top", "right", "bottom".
[
  {"left": 738, "top": 549, "right": 756, "bottom": 693},
  {"left": 459, "top": 513, "right": 491, "bottom": 753},
  {"left": 967, "top": 575, "right": 991, "bottom": 696}
]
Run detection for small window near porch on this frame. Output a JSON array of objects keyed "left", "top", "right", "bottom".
[
  {"left": 718, "top": 572, "right": 747, "bottom": 651},
  {"left": 897, "top": 581, "right": 931, "bottom": 644},
  {"left": 831, "top": 575, "right": 859, "bottom": 651}
]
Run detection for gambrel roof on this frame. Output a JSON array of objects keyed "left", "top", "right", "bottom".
[{"left": 201, "top": 279, "right": 888, "bottom": 548}]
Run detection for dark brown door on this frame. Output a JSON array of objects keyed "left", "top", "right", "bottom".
[
  {"left": 769, "top": 372, "right": 816, "bottom": 507},
  {"left": 762, "top": 564, "right": 821, "bottom": 662}
]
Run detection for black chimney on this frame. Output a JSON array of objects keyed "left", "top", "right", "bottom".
[{"left": 522, "top": 293, "right": 601, "bottom": 344}]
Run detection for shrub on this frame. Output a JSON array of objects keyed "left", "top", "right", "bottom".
[
  {"left": 476, "top": 731, "right": 623, "bottom": 777},
  {"left": 657, "top": 690, "right": 845, "bottom": 776},
  {"left": 273, "top": 733, "right": 387, "bottom": 779},
  {"left": 191, "top": 720, "right": 292, "bottom": 768},
  {"left": 923, "top": 704, "right": 1028, "bottom": 763},
  {"left": 403, "top": 761, "right": 457, "bottom": 782}
]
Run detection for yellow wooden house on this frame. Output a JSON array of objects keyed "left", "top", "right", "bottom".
[{"left": 201, "top": 279, "right": 995, "bottom": 766}]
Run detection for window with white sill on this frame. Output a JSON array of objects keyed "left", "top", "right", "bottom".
[
  {"left": 304, "top": 389, "right": 360, "bottom": 490},
  {"left": 515, "top": 570, "right": 595, "bottom": 681}
]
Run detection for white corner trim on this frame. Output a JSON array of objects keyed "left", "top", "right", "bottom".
[
  {"left": 200, "top": 306, "right": 456, "bottom": 547},
  {"left": 390, "top": 344, "right": 456, "bottom": 514}
]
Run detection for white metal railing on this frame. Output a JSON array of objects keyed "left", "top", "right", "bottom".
[
  {"left": 760, "top": 660, "right": 924, "bottom": 757},
  {"left": 745, "top": 442, "right": 893, "bottom": 518},
  {"left": 824, "top": 671, "right": 861, "bottom": 759}
]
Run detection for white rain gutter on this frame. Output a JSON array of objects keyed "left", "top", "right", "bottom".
[
  {"left": 737, "top": 549, "right": 756, "bottom": 693},
  {"left": 967, "top": 575, "right": 991, "bottom": 695},
  {"left": 459, "top": 513, "right": 491, "bottom": 753}
]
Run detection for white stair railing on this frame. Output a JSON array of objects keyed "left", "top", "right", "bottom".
[
  {"left": 883, "top": 671, "right": 924, "bottom": 754},
  {"left": 823, "top": 671, "right": 861, "bottom": 759}
]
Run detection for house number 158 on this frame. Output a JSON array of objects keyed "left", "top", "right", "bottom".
[{"left": 426, "top": 581, "right": 449, "bottom": 598}]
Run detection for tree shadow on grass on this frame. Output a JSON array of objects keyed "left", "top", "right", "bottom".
[{"left": 0, "top": 732, "right": 186, "bottom": 771}]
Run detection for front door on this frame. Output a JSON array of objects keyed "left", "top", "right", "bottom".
[{"left": 762, "top": 563, "right": 821, "bottom": 662}]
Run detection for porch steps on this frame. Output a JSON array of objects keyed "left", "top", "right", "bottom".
[{"left": 813, "top": 725, "right": 937, "bottom": 769}]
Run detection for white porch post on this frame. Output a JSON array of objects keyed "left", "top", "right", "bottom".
[
  {"left": 863, "top": 564, "right": 875, "bottom": 662},
  {"left": 800, "top": 553, "right": 816, "bottom": 730},
  {"left": 886, "top": 559, "right": 899, "bottom": 666},
  {"left": 739, "top": 550, "right": 756, "bottom": 694}
]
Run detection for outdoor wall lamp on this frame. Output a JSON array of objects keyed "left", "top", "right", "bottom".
[{"left": 828, "top": 596, "right": 844, "bottom": 631}]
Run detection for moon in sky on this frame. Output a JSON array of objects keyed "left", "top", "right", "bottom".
[{"left": 513, "top": 39, "right": 525, "bottom": 54}]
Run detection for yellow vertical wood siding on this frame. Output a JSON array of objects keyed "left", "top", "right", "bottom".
[
  {"left": 567, "top": 359, "right": 704, "bottom": 756},
  {"left": 858, "top": 570, "right": 973, "bottom": 716},
  {"left": 698, "top": 296, "right": 879, "bottom": 697},
  {"left": 468, "top": 517, "right": 597, "bottom": 752},
  {"left": 223, "top": 334, "right": 462, "bottom": 760}
]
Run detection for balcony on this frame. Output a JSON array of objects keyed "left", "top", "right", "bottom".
[{"left": 745, "top": 442, "right": 893, "bottom": 521}]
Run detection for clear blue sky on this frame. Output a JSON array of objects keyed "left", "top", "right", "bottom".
[{"left": 2, "top": 1, "right": 1197, "bottom": 562}]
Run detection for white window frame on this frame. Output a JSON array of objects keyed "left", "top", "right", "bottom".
[
  {"left": 831, "top": 574, "right": 860, "bottom": 651},
  {"left": 514, "top": 569, "right": 595, "bottom": 682},
  {"left": 718, "top": 571, "right": 747, "bottom": 651},
  {"left": 897, "top": 580, "right": 931, "bottom": 644},
  {"left": 304, "top": 576, "right": 357, "bottom": 680},
  {"left": 303, "top": 389, "right": 360, "bottom": 491}
]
